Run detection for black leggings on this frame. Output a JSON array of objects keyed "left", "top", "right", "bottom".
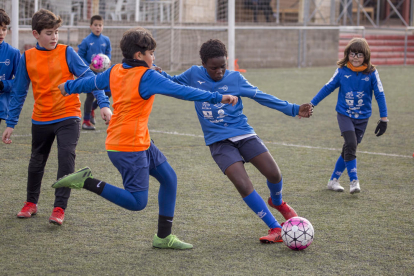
[
  {"left": 341, "top": 130, "right": 358, "bottom": 162},
  {"left": 84, "top": 91, "right": 112, "bottom": 120}
]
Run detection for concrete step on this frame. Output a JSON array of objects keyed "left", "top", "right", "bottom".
[
  {"left": 339, "top": 40, "right": 414, "bottom": 46},
  {"left": 340, "top": 33, "right": 414, "bottom": 40},
  {"left": 339, "top": 45, "right": 414, "bottom": 52},
  {"left": 337, "top": 52, "right": 414, "bottom": 59}
]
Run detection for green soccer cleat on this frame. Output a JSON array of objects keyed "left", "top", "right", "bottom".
[
  {"left": 52, "top": 167, "right": 93, "bottom": 189},
  {"left": 152, "top": 234, "right": 193, "bottom": 250}
]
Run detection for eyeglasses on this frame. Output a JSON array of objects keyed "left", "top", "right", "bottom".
[{"left": 349, "top": 52, "right": 364, "bottom": 58}]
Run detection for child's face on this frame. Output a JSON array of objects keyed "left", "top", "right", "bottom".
[
  {"left": 0, "top": 24, "right": 7, "bottom": 44},
  {"left": 33, "top": 27, "right": 59, "bottom": 50},
  {"left": 90, "top": 20, "right": 104, "bottom": 36},
  {"left": 202, "top": 56, "right": 226, "bottom": 81},
  {"left": 134, "top": 50, "right": 155, "bottom": 67},
  {"left": 348, "top": 51, "right": 364, "bottom": 67}
]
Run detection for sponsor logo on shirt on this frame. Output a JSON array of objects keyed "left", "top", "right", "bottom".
[
  {"left": 356, "top": 92, "right": 364, "bottom": 98},
  {"left": 214, "top": 103, "right": 225, "bottom": 108},
  {"left": 344, "top": 75, "right": 351, "bottom": 79},
  {"left": 101, "top": 43, "right": 106, "bottom": 47},
  {"left": 202, "top": 102, "right": 211, "bottom": 109},
  {"left": 197, "top": 81, "right": 205, "bottom": 85},
  {"left": 345, "top": 92, "right": 353, "bottom": 99},
  {"left": 89, "top": 42, "right": 94, "bottom": 46},
  {"left": 217, "top": 109, "right": 226, "bottom": 118},
  {"left": 0, "top": 59, "right": 10, "bottom": 66},
  {"left": 218, "top": 85, "right": 228, "bottom": 91},
  {"left": 202, "top": 111, "right": 213, "bottom": 118},
  {"left": 346, "top": 99, "right": 354, "bottom": 106}
]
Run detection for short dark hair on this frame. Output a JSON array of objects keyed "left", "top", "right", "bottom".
[
  {"left": 32, "top": 9, "right": 62, "bottom": 34},
  {"left": 0, "top": 9, "right": 11, "bottom": 26},
  {"left": 120, "top": 27, "right": 156, "bottom": 59},
  {"left": 90, "top": 15, "right": 103, "bottom": 25},
  {"left": 199, "top": 39, "right": 227, "bottom": 64}
]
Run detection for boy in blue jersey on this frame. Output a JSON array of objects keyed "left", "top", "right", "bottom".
[
  {"left": 52, "top": 28, "right": 238, "bottom": 249},
  {"left": 1, "top": 9, "right": 111, "bottom": 225},
  {"left": 160, "top": 39, "right": 313, "bottom": 244},
  {"left": 77, "top": 15, "right": 112, "bottom": 130},
  {"left": 310, "top": 38, "right": 388, "bottom": 194},
  {"left": 0, "top": 9, "right": 21, "bottom": 125}
]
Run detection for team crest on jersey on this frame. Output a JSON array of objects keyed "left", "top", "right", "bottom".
[
  {"left": 362, "top": 76, "right": 369, "bottom": 81},
  {"left": 218, "top": 85, "right": 228, "bottom": 91},
  {"left": 0, "top": 59, "right": 10, "bottom": 66}
]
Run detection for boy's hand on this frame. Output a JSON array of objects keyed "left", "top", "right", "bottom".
[
  {"left": 151, "top": 65, "right": 162, "bottom": 73},
  {"left": 100, "top": 107, "right": 112, "bottom": 125},
  {"left": 221, "top": 95, "right": 238, "bottom": 106},
  {"left": 58, "top": 83, "right": 68, "bottom": 96},
  {"left": 2, "top": 127, "right": 14, "bottom": 144},
  {"left": 298, "top": 103, "right": 313, "bottom": 118},
  {"left": 89, "top": 63, "right": 102, "bottom": 73},
  {"left": 375, "top": 119, "right": 388, "bottom": 137}
]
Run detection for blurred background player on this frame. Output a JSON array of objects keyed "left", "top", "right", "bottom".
[
  {"left": 52, "top": 28, "right": 238, "bottom": 249},
  {"left": 0, "top": 9, "right": 21, "bottom": 126},
  {"left": 2, "top": 9, "right": 111, "bottom": 225},
  {"left": 160, "top": 39, "right": 313, "bottom": 244},
  {"left": 77, "top": 14, "right": 112, "bottom": 130},
  {"left": 310, "top": 38, "right": 388, "bottom": 194}
]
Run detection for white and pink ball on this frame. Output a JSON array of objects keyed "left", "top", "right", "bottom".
[{"left": 281, "top": 217, "right": 314, "bottom": 250}]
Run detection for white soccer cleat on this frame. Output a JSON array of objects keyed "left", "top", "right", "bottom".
[
  {"left": 350, "top": 180, "right": 361, "bottom": 194},
  {"left": 327, "top": 178, "right": 344, "bottom": 192}
]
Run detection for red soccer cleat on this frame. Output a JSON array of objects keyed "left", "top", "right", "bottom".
[
  {"left": 260, "top": 227, "right": 283, "bottom": 243},
  {"left": 17, "top": 202, "right": 38, "bottom": 218},
  {"left": 49, "top": 207, "right": 65, "bottom": 225},
  {"left": 82, "top": 120, "right": 95, "bottom": 130},
  {"left": 268, "top": 197, "right": 298, "bottom": 220}
]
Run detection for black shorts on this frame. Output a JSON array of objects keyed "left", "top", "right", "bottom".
[
  {"left": 337, "top": 113, "right": 369, "bottom": 144},
  {"left": 209, "top": 135, "right": 268, "bottom": 174}
]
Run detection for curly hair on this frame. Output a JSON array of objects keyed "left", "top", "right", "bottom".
[{"left": 199, "top": 39, "right": 227, "bottom": 64}]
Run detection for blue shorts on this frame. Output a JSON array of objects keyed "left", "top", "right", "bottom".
[
  {"left": 107, "top": 142, "right": 167, "bottom": 192},
  {"left": 209, "top": 135, "right": 268, "bottom": 174},
  {"left": 337, "top": 113, "right": 369, "bottom": 144}
]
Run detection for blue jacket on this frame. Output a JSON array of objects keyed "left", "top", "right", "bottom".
[
  {"left": 310, "top": 66, "right": 387, "bottom": 119},
  {"left": 63, "top": 63, "right": 224, "bottom": 111},
  {"left": 162, "top": 66, "right": 300, "bottom": 146},
  {"left": 0, "top": 42, "right": 21, "bottom": 120},
  {"left": 77, "top": 32, "right": 111, "bottom": 65},
  {"left": 6, "top": 43, "right": 110, "bottom": 128}
]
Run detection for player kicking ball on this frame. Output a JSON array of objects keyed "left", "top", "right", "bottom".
[
  {"left": 159, "top": 39, "right": 313, "bottom": 243},
  {"left": 52, "top": 28, "right": 238, "bottom": 249}
]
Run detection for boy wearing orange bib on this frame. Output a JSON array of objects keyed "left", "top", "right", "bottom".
[
  {"left": 2, "top": 9, "right": 111, "bottom": 225},
  {"left": 52, "top": 27, "right": 238, "bottom": 249}
]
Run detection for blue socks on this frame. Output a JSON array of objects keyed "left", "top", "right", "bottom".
[
  {"left": 345, "top": 158, "right": 358, "bottom": 182},
  {"left": 330, "top": 155, "right": 346, "bottom": 180},
  {"left": 267, "top": 179, "right": 283, "bottom": 206},
  {"left": 243, "top": 190, "right": 280, "bottom": 229}
]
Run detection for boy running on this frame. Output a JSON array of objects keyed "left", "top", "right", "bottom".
[
  {"left": 52, "top": 28, "right": 238, "bottom": 249},
  {"left": 160, "top": 39, "right": 313, "bottom": 243},
  {"left": 2, "top": 9, "right": 111, "bottom": 225},
  {"left": 0, "top": 9, "right": 21, "bottom": 125}
]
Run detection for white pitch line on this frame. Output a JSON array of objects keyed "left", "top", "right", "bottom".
[{"left": 11, "top": 129, "right": 413, "bottom": 159}]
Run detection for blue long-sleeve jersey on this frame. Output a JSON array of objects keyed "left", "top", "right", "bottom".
[
  {"left": 310, "top": 66, "right": 387, "bottom": 119},
  {"left": 0, "top": 41, "right": 21, "bottom": 120},
  {"left": 161, "top": 66, "right": 300, "bottom": 146},
  {"left": 6, "top": 43, "right": 110, "bottom": 128},
  {"left": 77, "top": 32, "right": 111, "bottom": 65},
  {"left": 63, "top": 62, "right": 224, "bottom": 111}
]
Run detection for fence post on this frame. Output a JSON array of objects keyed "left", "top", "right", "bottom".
[{"left": 228, "top": 0, "right": 235, "bottom": 71}]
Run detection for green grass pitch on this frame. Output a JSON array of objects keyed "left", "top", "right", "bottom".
[{"left": 0, "top": 66, "right": 413, "bottom": 275}]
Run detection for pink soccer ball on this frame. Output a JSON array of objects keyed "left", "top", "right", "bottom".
[
  {"left": 91, "top": 53, "right": 110, "bottom": 71},
  {"left": 281, "top": 216, "right": 314, "bottom": 251}
]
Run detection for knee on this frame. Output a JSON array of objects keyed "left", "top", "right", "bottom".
[
  {"left": 130, "top": 201, "right": 147, "bottom": 211},
  {"left": 267, "top": 168, "right": 282, "bottom": 184},
  {"left": 342, "top": 131, "right": 357, "bottom": 162}
]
